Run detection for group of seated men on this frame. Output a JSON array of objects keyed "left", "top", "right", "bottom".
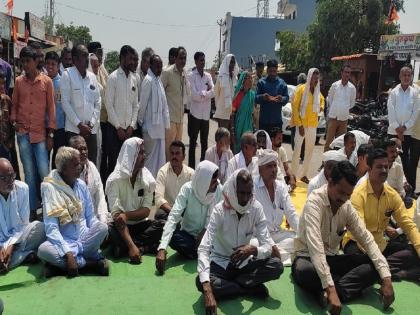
[{"left": 1, "top": 127, "right": 420, "bottom": 315}]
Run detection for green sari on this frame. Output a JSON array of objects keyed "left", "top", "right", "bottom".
[{"left": 233, "top": 72, "right": 255, "bottom": 153}]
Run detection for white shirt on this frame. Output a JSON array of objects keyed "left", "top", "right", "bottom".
[
  {"left": 155, "top": 162, "right": 195, "bottom": 209},
  {"left": 254, "top": 176, "right": 299, "bottom": 234},
  {"left": 137, "top": 72, "right": 170, "bottom": 139},
  {"left": 327, "top": 80, "right": 356, "bottom": 121},
  {"left": 329, "top": 130, "right": 370, "bottom": 150},
  {"left": 158, "top": 182, "right": 222, "bottom": 251},
  {"left": 356, "top": 172, "right": 369, "bottom": 187},
  {"left": 204, "top": 145, "right": 234, "bottom": 184},
  {"left": 197, "top": 200, "right": 272, "bottom": 283},
  {"left": 294, "top": 185, "right": 391, "bottom": 289},
  {"left": 338, "top": 147, "right": 358, "bottom": 167},
  {"left": 387, "top": 84, "right": 420, "bottom": 136},
  {"left": 307, "top": 171, "right": 327, "bottom": 197},
  {"left": 60, "top": 67, "right": 101, "bottom": 134},
  {"left": 226, "top": 152, "right": 259, "bottom": 180},
  {"left": 105, "top": 67, "right": 139, "bottom": 129},
  {"left": 79, "top": 161, "right": 109, "bottom": 224},
  {"left": 188, "top": 69, "right": 215, "bottom": 120},
  {"left": 387, "top": 161, "right": 406, "bottom": 197},
  {"left": 213, "top": 77, "right": 235, "bottom": 120}
]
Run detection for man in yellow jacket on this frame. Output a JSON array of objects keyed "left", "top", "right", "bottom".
[
  {"left": 290, "top": 68, "right": 324, "bottom": 184},
  {"left": 343, "top": 148, "right": 420, "bottom": 281}
]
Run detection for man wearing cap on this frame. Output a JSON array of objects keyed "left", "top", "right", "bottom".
[
  {"left": 307, "top": 150, "right": 347, "bottom": 196},
  {"left": 254, "top": 149, "right": 300, "bottom": 266}
]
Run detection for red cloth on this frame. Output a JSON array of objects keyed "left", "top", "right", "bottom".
[{"left": 232, "top": 90, "right": 245, "bottom": 112}]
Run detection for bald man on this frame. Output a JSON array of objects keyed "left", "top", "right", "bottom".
[{"left": 0, "top": 158, "right": 45, "bottom": 274}]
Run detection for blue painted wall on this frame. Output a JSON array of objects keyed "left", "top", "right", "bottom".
[{"left": 228, "top": 0, "right": 316, "bottom": 68}]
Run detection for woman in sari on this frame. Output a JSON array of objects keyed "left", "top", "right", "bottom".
[{"left": 230, "top": 72, "right": 255, "bottom": 153}]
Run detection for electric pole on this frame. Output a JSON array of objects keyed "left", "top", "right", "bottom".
[{"left": 217, "top": 18, "right": 223, "bottom": 68}]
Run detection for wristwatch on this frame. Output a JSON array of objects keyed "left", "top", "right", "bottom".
[{"left": 48, "top": 132, "right": 54, "bottom": 139}]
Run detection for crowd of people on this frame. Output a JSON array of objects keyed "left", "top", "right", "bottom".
[{"left": 0, "top": 40, "right": 420, "bottom": 315}]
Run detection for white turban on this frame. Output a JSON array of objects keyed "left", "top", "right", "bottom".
[
  {"left": 222, "top": 169, "right": 254, "bottom": 215},
  {"left": 254, "top": 130, "right": 272, "bottom": 150},
  {"left": 105, "top": 137, "right": 155, "bottom": 195},
  {"left": 322, "top": 150, "right": 347, "bottom": 162},
  {"left": 257, "top": 149, "right": 278, "bottom": 166},
  {"left": 192, "top": 160, "right": 219, "bottom": 205}
]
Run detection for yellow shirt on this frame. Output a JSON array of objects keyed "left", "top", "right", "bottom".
[
  {"left": 291, "top": 84, "right": 324, "bottom": 128},
  {"left": 343, "top": 179, "right": 420, "bottom": 256}
]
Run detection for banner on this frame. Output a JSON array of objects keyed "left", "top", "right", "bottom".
[
  {"left": 0, "top": 12, "right": 11, "bottom": 40},
  {"left": 378, "top": 33, "right": 420, "bottom": 60}
]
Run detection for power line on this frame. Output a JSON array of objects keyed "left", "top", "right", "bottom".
[{"left": 55, "top": 1, "right": 218, "bottom": 28}]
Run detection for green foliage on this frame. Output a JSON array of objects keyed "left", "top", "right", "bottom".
[
  {"left": 104, "top": 51, "right": 119, "bottom": 74},
  {"left": 55, "top": 23, "right": 92, "bottom": 46},
  {"left": 41, "top": 16, "right": 54, "bottom": 35},
  {"left": 277, "top": 31, "right": 311, "bottom": 72},
  {"left": 277, "top": 0, "right": 403, "bottom": 75}
]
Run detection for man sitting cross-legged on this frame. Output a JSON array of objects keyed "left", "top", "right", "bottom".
[
  {"left": 154, "top": 140, "right": 194, "bottom": 221},
  {"left": 0, "top": 158, "right": 45, "bottom": 274},
  {"left": 38, "top": 147, "right": 109, "bottom": 277},
  {"left": 68, "top": 135, "right": 109, "bottom": 224},
  {"left": 292, "top": 161, "right": 394, "bottom": 314},
  {"left": 253, "top": 149, "right": 300, "bottom": 266},
  {"left": 196, "top": 169, "right": 283, "bottom": 314},
  {"left": 155, "top": 160, "right": 221, "bottom": 274},
  {"left": 106, "top": 137, "right": 164, "bottom": 264}
]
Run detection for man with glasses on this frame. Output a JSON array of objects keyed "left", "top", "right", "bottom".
[{"left": 0, "top": 158, "right": 45, "bottom": 275}]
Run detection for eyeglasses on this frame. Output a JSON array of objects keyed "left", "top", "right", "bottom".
[{"left": 0, "top": 172, "right": 16, "bottom": 182}]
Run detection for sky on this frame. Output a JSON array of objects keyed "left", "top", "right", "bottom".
[{"left": 5, "top": 0, "right": 420, "bottom": 68}]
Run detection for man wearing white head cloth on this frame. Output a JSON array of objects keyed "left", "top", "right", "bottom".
[
  {"left": 213, "top": 54, "right": 239, "bottom": 129},
  {"left": 307, "top": 150, "right": 347, "bottom": 197},
  {"left": 291, "top": 68, "right": 325, "bottom": 184},
  {"left": 196, "top": 169, "right": 283, "bottom": 312},
  {"left": 155, "top": 160, "right": 222, "bottom": 275},
  {"left": 105, "top": 137, "right": 164, "bottom": 264},
  {"left": 253, "top": 149, "right": 300, "bottom": 266}
]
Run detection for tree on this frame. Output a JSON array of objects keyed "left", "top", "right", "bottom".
[
  {"left": 104, "top": 51, "right": 119, "bottom": 74},
  {"left": 277, "top": 0, "right": 404, "bottom": 77},
  {"left": 276, "top": 31, "right": 311, "bottom": 72},
  {"left": 55, "top": 23, "right": 92, "bottom": 45}
]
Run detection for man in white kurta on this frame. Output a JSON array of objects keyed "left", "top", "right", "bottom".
[
  {"left": 253, "top": 150, "right": 299, "bottom": 266},
  {"left": 69, "top": 135, "right": 109, "bottom": 224},
  {"left": 307, "top": 150, "right": 347, "bottom": 196},
  {"left": 0, "top": 158, "right": 45, "bottom": 273},
  {"left": 196, "top": 169, "right": 283, "bottom": 313},
  {"left": 226, "top": 132, "right": 259, "bottom": 179},
  {"left": 138, "top": 55, "right": 170, "bottom": 178}
]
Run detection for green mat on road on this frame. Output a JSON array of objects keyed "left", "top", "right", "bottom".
[{"left": 0, "top": 250, "right": 419, "bottom": 315}]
